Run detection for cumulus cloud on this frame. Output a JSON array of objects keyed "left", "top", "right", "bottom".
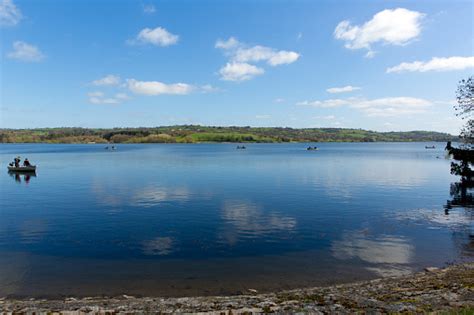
[
  {"left": 127, "top": 79, "right": 194, "bottom": 95},
  {"left": 92, "top": 74, "right": 121, "bottom": 86},
  {"left": 215, "top": 37, "right": 239, "bottom": 49},
  {"left": 218, "top": 62, "right": 264, "bottom": 81},
  {"left": 297, "top": 96, "right": 432, "bottom": 117},
  {"left": 387, "top": 56, "right": 474, "bottom": 73},
  {"left": 326, "top": 85, "right": 361, "bottom": 94},
  {"left": 215, "top": 37, "right": 299, "bottom": 81},
  {"left": 87, "top": 91, "right": 129, "bottom": 105},
  {"left": 7, "top": 41, "right": 44, "bottom": 62},
  {"left": 232, "top": 45, "right": 300, "bottom": 66},
  {"left": 334, "top": 8, "right": 424, "bottom": 56},
  {"left": 0, "top": 0, "right": 21, "bottom": 26},
  {"left": 132, "top": 26, "right": 179, "bottom": 46}
]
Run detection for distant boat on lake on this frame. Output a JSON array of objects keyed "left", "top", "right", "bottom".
[
  {"left": 425, "top": 145, "right": 436, "bottom": 149},
  {"left": 7, "top": 165, "right": 36, "bottom": 172},
  {"left": 236, "top": 145, "right": 246, "bottom": 149},
  {"left": 307, "top": 146, "right": 319, "bottom": 151}
]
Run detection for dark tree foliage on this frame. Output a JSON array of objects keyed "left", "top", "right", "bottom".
[
  {"left": 455, "top": 76, "right": 474, "bottom": 144},
  {"left": 449, "top": 76, "right": 474, "bottom": 181}
]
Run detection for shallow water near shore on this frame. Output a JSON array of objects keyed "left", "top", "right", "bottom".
[{"left": 0, "top": 143, "right": 472, "bottom": 297}]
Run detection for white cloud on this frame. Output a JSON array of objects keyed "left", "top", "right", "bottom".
[
  {"left": 133, "top": 26, "right": 178, "bottom": 46},
  {"left": 215, "top": 37, "right": 299, "bottom": 80},
  {"left": 218, "top": 62, "right": 264, "bottom": 81},
  {"left": 87, "top": 91, "right": 129, "bottom": 105},
  {"left": 297, "top": 96, "right": 432, "bottom": 117},
  {"left": 274, "top": 98, "right": 285, "bottom": 103},
  {"left": 143, "top": 4, "right": 156, "bottom": 14},
  {"left": 255, "top": 114, "right": 271, "bottom": 119},
  {"left": 326, "top": 85, "right": 361, "bottom": 94},
  {"left": 297, "top": 98, "right": 353, "bottom": 108},
  {"left": 387, "top": 56, "right": 474, "bottom": 73},
  {"left": 0, "top": 0, "right": 21, "bottom": 26},
  {"left": 297, "top": 32, "right": 303, "bottom": 40},
  {"left": 233, "top": 45, "right": 300, "bottom": 66},
  {"left": 127, "top": 79, "right": 194, "bottom": 95},
  {"left": 7, "top": 41, "right": 44, "bottom": 62},
  {"left": 267, "top": 50, "right": 300, "bottom": 66},
  {"left": 215, "top": 37, "right": 239, "bottom": 49},
  {"left": 92, "top": 74, "right": 121, "bottom": 86},
  {"left": 334, "top": 8, "right": 424, "bottom": 55},
  {"left": 353, "top": 97, "right": 431, "bottom": 117}
]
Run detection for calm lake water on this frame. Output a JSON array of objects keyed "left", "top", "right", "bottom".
[{"left": 0, "top": 143, "right": 472, "bottom": 297}]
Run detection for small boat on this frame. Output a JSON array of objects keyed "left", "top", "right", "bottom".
[
  {"left": 7, "top": 165, "right": 36, "bottom": 172},
  {"left": 425, "top": 145, "right": 436, "bottom": 149},
  {"left": 236, "top": 146, "right": 246, "bottom": 149},
  {"left": 307, "top": 146, "right": 319, "bottom": 151}
]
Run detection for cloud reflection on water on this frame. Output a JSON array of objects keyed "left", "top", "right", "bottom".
[
  {"left": 303, "top": 158, "right": 432, "bottom": 200},
  {"left": 131, "top": 186, "right": 190, "bottom": 207},
  {"left": 142, "top": 237, "right": 175, "bottom": 256},
  {"left": 91, "top": 180, "right": 196, "bottom": 210},
  {"left": 220, "top": 200, "right": 296, "bottom": 245},
  {"left": 331, "top": 230, "right": 414, "bottom": 276},
  {"left": 395, "top": 208, "right": 473, "bottom": 228}
]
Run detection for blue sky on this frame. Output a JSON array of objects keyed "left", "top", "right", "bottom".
[{"left": 1, "top": 0, "right": 473, "bottom": 134}]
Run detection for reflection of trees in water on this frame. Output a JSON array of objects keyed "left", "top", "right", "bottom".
[
  {"left": 445, "top": 182, "right": 474, "bottom": 258},
  {"left": 446, "top": 182, "right": 474, "bottom": 212}
]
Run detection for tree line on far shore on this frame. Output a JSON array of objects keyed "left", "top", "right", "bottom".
[{"left": 0, "top": 126, "right": 457, "bottom": 144}]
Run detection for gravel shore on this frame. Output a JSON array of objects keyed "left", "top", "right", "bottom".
[{"left": 1, "top": 263, "right": 473, "bottom": 314}]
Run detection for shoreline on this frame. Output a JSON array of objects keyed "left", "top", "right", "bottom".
[{"left": 2, "top": 263, "right": 473, "bottom": 314}]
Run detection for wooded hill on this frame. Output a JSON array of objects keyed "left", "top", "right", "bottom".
[{"left": 0, "top": 126, "right": 458, "bottom": 143}]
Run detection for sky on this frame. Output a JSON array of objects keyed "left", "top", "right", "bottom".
[{"left": 0, "top": 0, "right": 473, "bottom": 134}]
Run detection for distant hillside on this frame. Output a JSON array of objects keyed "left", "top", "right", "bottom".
[{"left": 0, "top": 126, "right": 458, "bottom": 143}]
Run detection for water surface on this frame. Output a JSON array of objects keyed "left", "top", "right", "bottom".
[{"left": 0, "top": 143, "right": 472, "bottom": 297}]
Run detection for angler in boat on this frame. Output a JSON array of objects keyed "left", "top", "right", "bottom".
[{"left": 8, "top": 156, "right": 36, "bottom": 172}]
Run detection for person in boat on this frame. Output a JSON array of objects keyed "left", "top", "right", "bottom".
[
  {"left": 13, "top": 156, "right": 20, "bottom": 167},
  {"left": 23, "top": 158, "right": 31, "bottom": 166}
]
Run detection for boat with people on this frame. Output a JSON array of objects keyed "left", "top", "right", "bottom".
[
  {"left": 425, "top": 145, "right": 436, "bottom": 149},
  {"left": 8, "top": 165, "right": 36, "bottom": 172},
  {"left": 307, "top": 146, "right": 319, "bottom": 151},
  {"left": 236, "top": 145, "right": 246, "bottom": 149},
  {"left": 7, "top": 156, "right": 36, "bottom": 172}
]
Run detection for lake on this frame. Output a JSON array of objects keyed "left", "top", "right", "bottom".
[{"left": 0, "top": 143, "right": 472, "bottom": 298}]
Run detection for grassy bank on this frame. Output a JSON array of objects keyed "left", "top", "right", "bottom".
[{"left": 0, "top": 125, "right": 458, "bottom": 144}]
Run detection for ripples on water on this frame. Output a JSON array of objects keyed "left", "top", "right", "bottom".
[{"left": 0, "top": 143, "right": 472, "bottom": 297}]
